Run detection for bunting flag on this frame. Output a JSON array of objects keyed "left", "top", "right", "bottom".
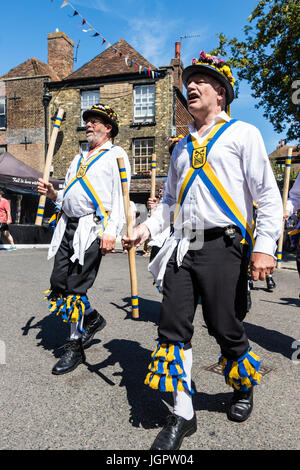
[{"left": 50, "top": 0, "right": 161, "bottom": 78}]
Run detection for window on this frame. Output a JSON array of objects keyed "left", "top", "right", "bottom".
[
  {"left": 133, "top": 138, "right": 155, "bottom": 174},
  {"left": 0, "top": 145, "right": 7, "bottom": 154},
  {"left": 81, "top": 90, "right": 100, "bottom": 126},
  {"left": 133, "top": 85, "right": 155, "bottom": 123},
  {"left": 0, "top": 97, "right": 6, "bottom": 129}
]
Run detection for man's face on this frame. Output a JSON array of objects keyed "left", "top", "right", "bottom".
[
  {"left": 186, "top": 73, "right": 225, "bottom": 115},
  {"left": 84, "top": 115, "right": 112, "bottom": 148}
]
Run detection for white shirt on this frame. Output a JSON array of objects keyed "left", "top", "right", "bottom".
[
  {"left": 48, "top": 141, "right": 131, "bottom": 264},
  {"left": 145, "top": 112, "right": 283, "bottom": 258},
  {"left": 286, "top": 173, "right": 300, "bottom": 215}
]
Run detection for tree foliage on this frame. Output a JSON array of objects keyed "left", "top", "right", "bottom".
[{"left": 211, "top": 0, "right": 300, "bottom": 142}]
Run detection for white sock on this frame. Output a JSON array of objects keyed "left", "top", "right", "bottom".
[
  {"left": 173, "top": 347, "right": 194, "bottom": 420},
  {"left": 70, "top": 323, "right": 81, "bottom": 340}
]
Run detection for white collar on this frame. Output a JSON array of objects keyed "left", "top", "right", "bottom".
[
  {"left": 188, "top": 111, "right": 231, "bottom": 137},
  {"left": 82, "top": 140, "right": 112, "bottom": 159}
]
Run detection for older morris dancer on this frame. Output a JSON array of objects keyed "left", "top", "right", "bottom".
[
  {"left": 38, "top": 104, "right": 130, "bottom": 375},
  {"left": 123, "top": 52, "right": 283, "bottom": 450}
]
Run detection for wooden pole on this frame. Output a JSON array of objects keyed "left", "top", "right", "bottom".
[
  {"left": 150, "top": 153, "right": 157, "bottom": 202},
  {"left": 277, "top": 147, "right": 293, "bottom": 268},
  {"left": 117, "top": 157, "right": 139, "bottom": 319},
  {"left": 35, "top": 108, "right": 64, "bottom": 225}
]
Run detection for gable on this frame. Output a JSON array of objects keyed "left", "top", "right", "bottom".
[{"left": 1, "top": 57, "right": 60, "bottom": 81}]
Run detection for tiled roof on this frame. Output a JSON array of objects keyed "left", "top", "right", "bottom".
[
  {"left": 1, "top": 57, "right": 61, "bottom": 81},
  {"left": 65, "top": 39, "right": 156, "bottom": 81}
]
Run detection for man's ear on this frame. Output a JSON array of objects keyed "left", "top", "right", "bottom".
[{"left": 106, "top": 123, "right": 113, "bottom": 136}]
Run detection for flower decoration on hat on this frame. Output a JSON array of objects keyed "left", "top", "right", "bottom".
[
  {"left": 90, "top": 104, "right": 119, "bottom": 125},
  {"left": 191, "top": 51, "right": 235, "bottom": 87},
  {"left": 168, "top": 135, "right": 184, "bottom": 145}
]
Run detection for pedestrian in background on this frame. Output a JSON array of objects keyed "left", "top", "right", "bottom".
[{"left": 0, "top": 190, "right": 16, "bottom": 251}]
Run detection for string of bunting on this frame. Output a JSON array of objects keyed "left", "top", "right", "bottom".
[{"left": 51, "top": 0, "right": 161, "bottom": 79}]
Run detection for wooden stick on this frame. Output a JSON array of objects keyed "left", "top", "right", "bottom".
[
  {"left": 150, "top": 153, "right": 157, "bottom": 198},
  {"left": 35, "top": 108, "right": 64, "bottom": 225},
  {"left": 150, "top": 153, "right": 157, "bottom": 216},
  {"left": 117, "top": 157, "right": 139, "bottom": 318},
  {"left": 277, "top": 147, "right": 293, "bottom": 268}
]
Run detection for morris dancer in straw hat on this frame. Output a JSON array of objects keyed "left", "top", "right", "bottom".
[
  {"left": 38, "top": 104, "right": 130, "bottom": 375},
  {"left": 123, "top": 52, "right": 282, "bottom": 449}
]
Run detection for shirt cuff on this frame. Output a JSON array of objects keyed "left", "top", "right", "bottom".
[
  {"left": 253, "top": 235, "right": 278, "bottom": 258},
  {"left": 143, "top": 217, "right": 162, "bottom": 240},
  {"left": 55, "top": 190, "right": 64, "bottom": 206},
  {"left": 104, "top": 221, "right": 117, "bottom": 238}
]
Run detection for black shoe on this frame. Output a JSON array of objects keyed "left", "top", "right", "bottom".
[
  {"left": 150, "top": 414, "right": 197, "bottom": 450},
  {"left": 52, "top": 338, "right": 86, "bottom": 375},
  {"left": 81, "top": 310, "right": 106, "bottom": 349},
  {"left": 266, "top": 276, "right": 276, "bottom": 290},
  {"left": 228, "top": 388, "right": 253, "bottom": 422}
]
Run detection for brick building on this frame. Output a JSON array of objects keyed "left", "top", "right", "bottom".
[
  {"left": 0, "top": 31, "right": 73, "bottom": 173},
  {"left": 0, "top": 31, "right": 192, "bottom": 201}
]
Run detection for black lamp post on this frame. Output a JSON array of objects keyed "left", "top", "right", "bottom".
[{"left": 42, "top": 88, "right": 52, "bottom": 160}]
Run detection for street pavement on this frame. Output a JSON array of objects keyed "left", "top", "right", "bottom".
[{"left": 0, "top": 247, "right": 299, "bottom": 451}]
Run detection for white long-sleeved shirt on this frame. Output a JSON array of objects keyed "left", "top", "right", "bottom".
[
  {"left": 286, "top": 173, "right": 300, "bottom": 215},
  {"left": 48, "top": 140, "right": 131, "bottom": 264},
  {"left": 145, "top": 111, "right": 283, "bottom": 258}
]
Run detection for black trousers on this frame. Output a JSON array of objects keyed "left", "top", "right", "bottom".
[
  {"left": 50, "top": 218, "right": 102, "bottom": 297},
  {"left": 158, "top": 229, "right": 249, "bottom": 360}
]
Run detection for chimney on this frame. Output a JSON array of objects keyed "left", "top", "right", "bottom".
[
  {"left": 48, "top": 31, "right": 74, "bottom": 80},
  {"left": 170, "top": 42, "right": 184, "bottom": 93},
  {"left": 175, "top": 41, "right": 181, "bottom": 59}
]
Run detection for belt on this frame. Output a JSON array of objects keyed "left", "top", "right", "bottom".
[{"left": 203, "top": 225, "right": 241, "bottom": 241}]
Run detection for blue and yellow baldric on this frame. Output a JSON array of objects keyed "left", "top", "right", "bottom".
[
  {"left": 174, "top": 119, "right": 254, "bottom": 254},
  {"left": 63, "top": 147, "right": 111, "bottom": 236}
]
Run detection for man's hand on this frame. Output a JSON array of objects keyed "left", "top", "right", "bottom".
[
  {"left": 100, "top": 234, "right": 116, "bottom": 254},
  {"left": 38, "top": 178, "right": 57, "bottom": 201},
  {"left": 147, "top": 197, "right": 159, "bottom": 212},
  {"left": 250, "top": 252, "right": 275, "bottom": 281},
  {"left": 122, "top": 223, "right": 150, "bottom": 250}
]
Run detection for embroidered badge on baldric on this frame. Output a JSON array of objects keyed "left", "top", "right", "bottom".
[
  {"left": 192, "top": 146, "right": 207, "bottom": 169},
  {"left": 76, "top": 163, "right": 88, "bottom": 178}
]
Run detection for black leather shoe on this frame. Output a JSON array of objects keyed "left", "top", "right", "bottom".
[
  {"left": 150, "top": 414, "right": 197, "bottom": 450},
  {"left": 228, "top": 388, "right": 253, "bottom": 422},
  {"left": 81, "top": 310, "right": 106, "bottom": 349},
  {"left": 52, "top": 338, "right": 86, "bottom": 375},
  {"left": 266, "top": 275, "right": 276, "bottom": 290}
]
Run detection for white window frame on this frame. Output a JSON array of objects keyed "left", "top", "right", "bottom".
[
  {"left": 81, "top": 89, "right": 100, "bottom": 126},
  {"left": 0, "top": 96, "right": 6, "bottom": 130},
  {"left": 133, "top": 84, "right": 155, "bottom": 123},
  {"left": 0, "top": 145, "right": 7, "bottom": 154},
  {"left": 133, "top": 138, "right": 155, "bottom": 175}
]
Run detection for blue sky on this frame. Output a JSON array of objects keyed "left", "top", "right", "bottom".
[{"left": 0, "top": 0, "right": 292, "bottom": 153}]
